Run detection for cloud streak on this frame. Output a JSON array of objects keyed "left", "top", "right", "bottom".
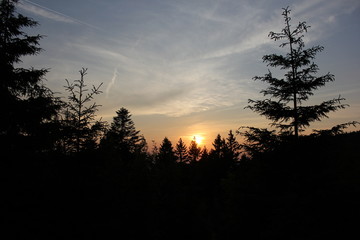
[
  {"left": 18, "top": 0, "right": 98, "bottom": 29},
  {"left": 22, "top": 0, "right": 360, "bottom": 121},
  {"left": 106, "top": 67, "right": 118, "bottom": 98},
  {"left": 53, "top": 2, "right": 289, "bottom": 117}
]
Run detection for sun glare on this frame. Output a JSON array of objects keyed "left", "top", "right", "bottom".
[{"left": 192, "top": 135, "right": 204, "bottom": 145}]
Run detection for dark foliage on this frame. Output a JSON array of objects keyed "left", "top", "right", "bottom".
[
  {"left": 4, "top": 131, "right": 360, "bottom": 239},
  {"left": 0, "top": 0, "right": 62, "bottom": 153}
]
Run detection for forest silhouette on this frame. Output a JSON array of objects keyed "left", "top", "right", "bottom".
[{"left": 2, "top": 1, "right": 359, "bottom": 239}]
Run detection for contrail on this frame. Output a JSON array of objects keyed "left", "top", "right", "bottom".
[
  {"left": 106, "top": 67, "right": 118, "bottom": 98},
  {"left": 19, "top": 0, "right": 100, "bottom": 30}
]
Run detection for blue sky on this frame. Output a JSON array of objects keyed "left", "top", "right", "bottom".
[{"left": 17, "top": 0, "right": 360, "bottom": 146}]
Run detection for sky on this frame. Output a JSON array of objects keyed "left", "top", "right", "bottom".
[{"left": 16, "top": 0, "right": 360, "bottom": 147}]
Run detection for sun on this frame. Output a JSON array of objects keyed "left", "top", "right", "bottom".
[{"left": 192, "top": 135, "right": 204, "bottom": 145}]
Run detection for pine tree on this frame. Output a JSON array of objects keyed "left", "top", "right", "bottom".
[
  {"left": 247, "top": 7, "right": 347, "bottom": 138},
  {"left": 62, "top": 68, "right": 104, "bottom": 153},
  {"left": 175, "top": 138, "right": 188, "bottom": 163},
  {"left": 0, "top": 0, "right": 61, "bottom": 151},
  {"left": 101, "top": 107, "right": 145, "bottom": 156}
]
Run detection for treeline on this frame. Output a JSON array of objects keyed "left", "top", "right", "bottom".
[
  {"left": 2, "top": 1, "right": 360, "bottom": 239},
  {"left": 3, "top": 120, "right": 360, "bottom": 239}
]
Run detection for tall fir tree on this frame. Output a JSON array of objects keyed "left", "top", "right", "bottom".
[
  {"left": 0, "top": 0, "right": 61, "bottom": 152},
  {"left": 226, "top": 130, "right": 241, "bottom": 162},
  {"left": 247, "top": 7, "right": 347, "bottom": 138},
  {"left": 101, "top": 107, "right": 146, "bottom": 157},
  {"left": 157, "top": 137, "right": 176, "bottom": 166},
  {"left": 175, "top": 138, "right": 188, "bottom": 163},
  {"left": 188, "top": 137, "right": 201, "bottom": 163},
  {"left": 210, "top": 134, "right": 227, "bottom": 160},
  {"left": 62, "top": 68, "right": 104, "bottom": 153}
]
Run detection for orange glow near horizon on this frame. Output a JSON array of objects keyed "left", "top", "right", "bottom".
[{"left": 192, "top": 134, "right": 204, "bottom": 146}]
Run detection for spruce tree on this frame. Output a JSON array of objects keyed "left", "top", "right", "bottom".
[
  {"left": 237, "top": 126, "right": 280, "bottom": 157},
  {"left": 62, "top": 68, "right": 104, "bottom": 153},
  {"left": 188, "top": 137, "right": 201, "bottom": 163},
  {"left": 0, "top": 0, "right": 61, "bottom": 151},
  {"left": 158, "top": 137, "right": 176, "bottom": 166},
  {"left": 175, "top": 138, "right": 188, "bottom": 163},
  {"left": 200, "top": 146, "right": 210, "bottom": 162},
  {"left": 101, "top": 107, "right": 145, "bottom": 156},
  {"left": 247, "top": 7, "right": 347, "bottom": 138},
  {"left": 226, "top": 130, "right": 241, "bottom": 162},
  {"left": 210, "top": 134, "right": 227, "bottom": 160}
]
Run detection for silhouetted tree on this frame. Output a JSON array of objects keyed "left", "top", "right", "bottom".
[
  {"left": 210, "top": 134, "right": 227, "bottom": 160},
  {"left": 311, "top": 121, "right": 359, "bottom": 137},
  {"left": 148, "top": 140, "right": 159, "bottom": 165},
  {"left": 188, "top": 137, "right": 201, "bottom": 163},
  {"left": 175, "top": 138, "right": 188, "bottom": 163},
  {"left": 101, "top": 107, "right": 146, "bottom": 157},
  {"left": 237, "top": 126, "right": 281, "bottom": 157},
  {"left": 62, "top": 68, "right": 104, "bottom": 153},
  {"left": 247, "top": 7, "right": 347, "bottom": 138},
  {"left": 0, "top": 0, "right": 61, "bottom": 152},
  {"left": 210, "top": 134, "right": 235, "bottom": 170},
  {"left": 157, "top": 137, "right": 176, "bottom": 166},
  {"left": 200, "top": 146, "right": 210, "bottom": 162},
  {"left": 226, "top": 130, "right": 241, "bottom": 162}
]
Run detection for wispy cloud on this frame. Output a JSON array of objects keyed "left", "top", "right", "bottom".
[
  {"left": 18, "top": 0, "right": 98, "bottom": 29},
  {"left": 26, "top": 0, "right": 359, "bottom": 120},
  {"left": 56, "top": 1, "right": 272, "bottom": 117},
  {"left": 291, "top": 0, "right": 360, "bottom": 41}
]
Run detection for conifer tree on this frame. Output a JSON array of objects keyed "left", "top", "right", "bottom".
[
  {"left": 200, "top": 146, "right": 210, "bottom": 162},
  {"left": 237, "top": 126, "right": 280, "bottom": 157},
  {"left": 0, "top": 0, "right": 61, "bottom": 151},
  {"left": 247, "top": 7, "right": 347, "bottom": 138},
  {"left": 210, "top": 134, "right": 227, "bottom": 160},
  {"left": 62, "top": 68, "right": 104, "bottom": 153},
  {"left": 158, "top": 137, "right": 176, "bottom": 166},
  {"left": 175, "top": 138, "right": 188, "bottom": 163},
  {"left": 188, "top": 137, "right": 201, "bottom": 163},
  {"left": 226, "top": 130, "right": 241, "bottom": 162},
  {"left": 101, "top": 107, "right": 145, "bottom": 156}
]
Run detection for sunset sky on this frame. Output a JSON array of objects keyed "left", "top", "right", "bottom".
[{"left": 17, "top": 0, "right": 360, "bottom": 147}]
